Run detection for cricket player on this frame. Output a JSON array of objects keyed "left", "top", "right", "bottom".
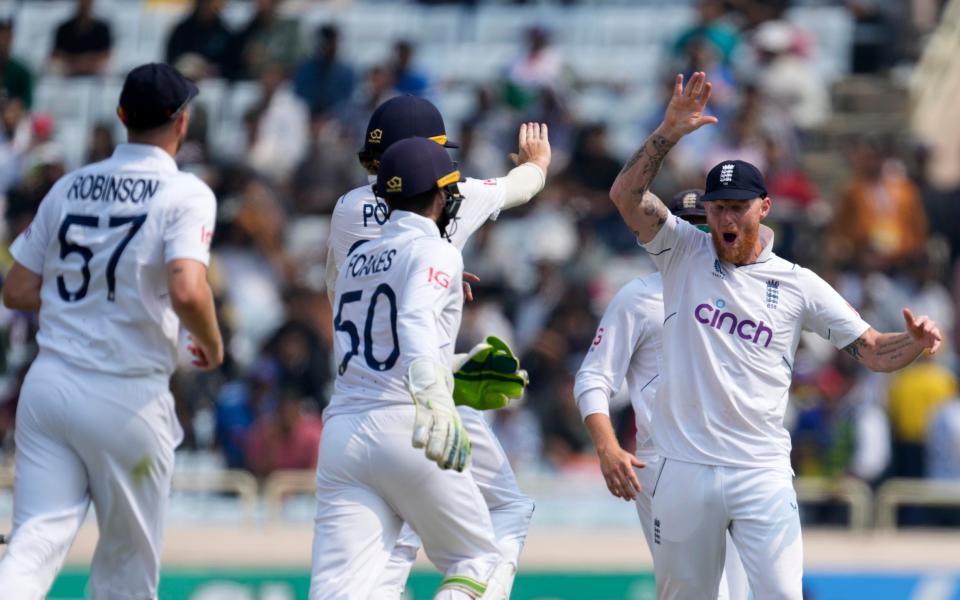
[
  {"left": 0, "top": 63, "right": 221, "bottom": 599},
  {"left": 324, "top": 95, "right": 550, "bottom": 596},
  {"left": 609, "top": 72, "right": 943, "bottom": 599},
  {"left": 575, "top": 189, "right": 749, "bottom": 600},
  {"left": 311, "top": 136, "right": 513, "bottom": 599}
]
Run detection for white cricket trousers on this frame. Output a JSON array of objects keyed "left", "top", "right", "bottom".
[
  {"left": 310, "top": 406, "right": 504, "bottom": 600},
  {"left": 0, "top": 351, "right": 181, "bottom": 600},
  {"left": 635, "top": 454, "right": 750, "bottom": 600},
  {"left": 370, "top": 407, "right": 534, "bottom": 598},
  {"left": 650, "top": 459, "right": 803, "bottom": 600}
]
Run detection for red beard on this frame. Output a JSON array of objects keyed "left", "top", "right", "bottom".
[{"left": 711, "top": 224, "right": 761, "bottom": 265}]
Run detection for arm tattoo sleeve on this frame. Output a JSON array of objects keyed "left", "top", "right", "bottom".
[
  {"left": 618, "top": 134, "right": 674, "bottom": 200},
  {"left": 843, "top": 336, "right": 867, "bottom": 361}
]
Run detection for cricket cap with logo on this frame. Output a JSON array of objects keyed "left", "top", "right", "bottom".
[
  {"left": 376, "top": 137, "right": 461, "bottom": 203},
  {"left": 667, "top": 188, "right": 706, "bottom": 219},
  {"left": 701, "top": 159, "right": 768, "bottom": 202},
  {"left": 360, "top": 95, "right": 458, "bottom": 162},
  {"left": 117, "top": 63, "right": 199, "bottom": 130}
]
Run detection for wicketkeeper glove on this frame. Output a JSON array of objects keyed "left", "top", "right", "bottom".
[
  {"left": 407, "top": 358, "right": 472, "bottom": 472},
  {"left": 452, "top": 335, "right": 529, "bottom": 411}
]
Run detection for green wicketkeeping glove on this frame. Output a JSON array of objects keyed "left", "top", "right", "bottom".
[{"left": 452, "top": 336, "right": 529, "bottom": 410}]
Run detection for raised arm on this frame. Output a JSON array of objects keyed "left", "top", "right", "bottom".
[
  {"left": 502, "top": 122, "right": 551, "bottom": 209},
  {"left": 609, "top": 72, "right": 718, "bottom": 243},
  {"left": 842, "top": 308, "right": 943, "bottom": 373}
]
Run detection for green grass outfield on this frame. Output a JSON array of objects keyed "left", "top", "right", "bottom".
[{"left": 49, "top": 568, "right": 656, "bottom": 599}]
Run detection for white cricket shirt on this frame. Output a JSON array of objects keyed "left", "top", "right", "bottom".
[
  {"left": 642, "top": 215, "right": 869, "bottom": 470},
  {"left": 574, "top": 272, "right": 663, "bottom": 458},
  {"left": 10, "top": 143, "right": 216, "bottom": 378},
  {"left": 326, "top": 175, "right": 505, "bottom": 293},
  {"left": 324, "top": 210, "right": 464, "bottom": 420}
]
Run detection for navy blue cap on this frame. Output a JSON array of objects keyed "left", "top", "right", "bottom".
[
  {"left": 376, "top": 137, "right": 461, "bottom": 201},
  {"left": 667, "top": 188, "right": 706, "bottom": 218},
  {"left": 117, "top": 63, "right": 199, "bottom": 130},
  {"left": 701, "top": 160, "right": 768, "bottom": 201},
  {"left": 361, "top": 95, "right": 457, "bottom": 160}
]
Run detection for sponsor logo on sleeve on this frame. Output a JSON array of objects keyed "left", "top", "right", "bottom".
[
  {"left": 427, "top": 267, "right": 450, "bottom": 288},
  {"left": 589, "top": 327, "right": 604, "bottom": 350},
  {"left": 200, "top": 226, "right": 213, "bottom": 247}
]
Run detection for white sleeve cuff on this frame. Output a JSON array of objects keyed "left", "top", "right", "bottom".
[
  {"left": 576, "top": 387, "right": 611, "bottom": 422},
  {"left": 502, "top": 162, "right": 546, "bottom": 209}
]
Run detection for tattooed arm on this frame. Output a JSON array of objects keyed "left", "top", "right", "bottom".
[
  {"left": 609, "top": 71, "right": 718, "bottom": 243},
  {"left": 842, "top": 309, "right": 943, "bottom": 373}
]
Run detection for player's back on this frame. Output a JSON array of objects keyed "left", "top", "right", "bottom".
[
  {"left": 327, "top": 176, "right": 505, "bottom": 286},
  {"left": 325, "top": 210, "right": 464, "bottom": 420},
  {"left": 16, "top": 143, "right": 216, "bottom": 378}
]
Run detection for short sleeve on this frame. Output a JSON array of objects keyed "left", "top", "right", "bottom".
[
  {"left": 397, "top": 242, "right": 463, "bottom": 366},
  {"left": 10, "top": 181, "right": 63, "bottom": 274},
  {"left": 800, "top": 268, "right": 870, "bottom": 349},
  {"left": 574, "top": 280, "right": 649, "bottom": 420},
  {"left": 448, "top": 177, "right": 505, "bottom": 248},
  {"left": 640, "top": 211, "right": 701, "bottom": 274},
  {"left": 163, "top": 181, "right": 217, "bottom": 266}
]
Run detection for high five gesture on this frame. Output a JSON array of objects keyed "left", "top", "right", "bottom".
[{"left": 609, "top": 72, "right": 718, "bottom": 243}]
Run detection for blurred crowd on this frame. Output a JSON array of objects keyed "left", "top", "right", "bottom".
[{"left": 0, "top": 0, "right": 957, "bottom": 527}]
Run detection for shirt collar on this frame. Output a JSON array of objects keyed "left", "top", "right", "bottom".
[
  {"left": 384, "top": 210, "right": 442, "bottom": 239},
  {"left": 757, "top": 224, "right": 775, "bottom": 262},
  {"left": 711, "top": 224, "right": 776, "bottom": 267},
  {"left": 111, "top": 143, "right": 179, "bottom": 173},
  {"left": 367, "top": 174, "right": 377, "bottom": 185}
]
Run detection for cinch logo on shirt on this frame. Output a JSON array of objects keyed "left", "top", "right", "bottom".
[{"left": 694, "top": 299, "right": 773, "bottom": 348}]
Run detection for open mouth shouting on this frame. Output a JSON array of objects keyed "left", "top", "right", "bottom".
[{"left": 721, "top": 231, "right": 738, "bottom": 246}]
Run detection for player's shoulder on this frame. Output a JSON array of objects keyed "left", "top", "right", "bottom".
[
  {"left": 409, "top": 236, "right": 463, "bottom": 268},
  {"left": 336, "top": 183, "right": 376, "bottom": 209},
  {"left": 164, "top": 171, "right": 216, "bottom": 207},
  {"left": 460, "top": 176, "right": 502, "bottom": 192},
  {"left": 617, "top": 272, "right": 663, "bottom": 306}
]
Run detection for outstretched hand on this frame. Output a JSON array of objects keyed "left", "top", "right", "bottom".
[
  {"left": 508, "top": 122, "right": 551, "bottom": 173},
  {"left": 903, "top": 308, "right": 942, "bottom": 354},
  {"left": 660, "top": 71, "right": 718, "bottom": 142}
]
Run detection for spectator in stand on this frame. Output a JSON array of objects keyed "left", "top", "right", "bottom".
[
  {"left": 829, "top": 138, "right": 929, "bottom": 270},
  {"left": 229, "top": 0, "right": 302, "bottom": 81},
  {"left": 752, "top": 20, "right": 830, "bottom": 131},
  {"left": 165, "top": 0, "right": 233, "bottom": 80},
  {"left": 290, "top": 112, "right": 361, "bottom": 214},
  {"left": 292, "top": 24, "right": 355, "bottom": 116},
  {"left": 887, "top": 355, "right": 958, "bottom": 479},
  {"left": 214, "top": 356, "right": 278, "bottom": 470},
  {"left": 0, "top": 21, "right": 32, "bottom": 109},
  {"left": 503, "top": 27, "right": 567, "bottom": 112},
  {"left": 50, "top": 0, "right": 112, "bottom": 76},
  {"left": 791, "top": 363, "right": 857, "bottom": 479},
  {"left": 261, "top": 318, "right": 330, "bottom": 412},
  {"left": 244, "top": 388, "right": 323, "bottom": 479},
  {"left": 561, "top": 123, "right": 638, "bottom": 253},
  {"left": 244, "top": 63, "right": 309, "bottom": 183},
  {"left": 388, "top": 40, "right": 430, "bottom": 97},
  {"left": 928, "top": 395, "right": 960, "bottom": 480},
  {"left": 85, "top": 121, "right": 114, "bottom": 164},
  {"left": 0, "top": 93, "right": 29, "bottom": 195},
  {"left": 673, "top": 0, "right": 740, "bottom": 66}
]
